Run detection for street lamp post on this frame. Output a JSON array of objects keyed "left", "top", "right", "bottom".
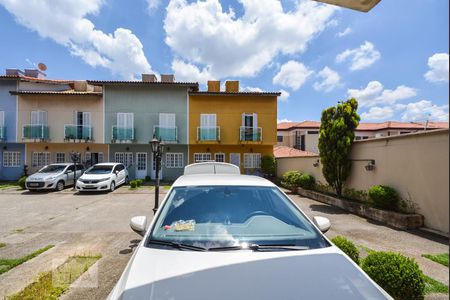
[
  {"left": 70, "top": 151, "right": 80, "bottom": 190},
  {"left": 150, "top": 137, "right": 165, "bottom": 214}
]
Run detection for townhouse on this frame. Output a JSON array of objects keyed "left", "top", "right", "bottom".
[
  {"left": 277, "top": 120, "right": 449, "bottom": 153},
  {"left": 189, "top": 80, "right": 279, "bottom": 174},
  {"left": 89, "top": 75, "right": 198, "bottom": 181}
]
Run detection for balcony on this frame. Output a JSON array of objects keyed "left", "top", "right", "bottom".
[
  {"left": 64, "top": 125, "right": 93, "bottom": 141},
  {"left": 112, "top": 126, "right": 135, "bottom": 142},
  {"left": 0, "top": 126, "right": 5, "bottom": 141},
  {"left": 197, "top": 127, "right": 220, "bottom": 142},
  {"left": 23, "top": 124, "right": 49, "bottom": 140},
  {"left": 153, "top": 126, "right": 177, "bottom": 143},
  {"left": 240, "top": 126, "right": 262, "bottom": 142}
]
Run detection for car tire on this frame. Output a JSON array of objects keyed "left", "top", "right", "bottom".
[
  {"left": 110, "top": 181, "right": 115, "bottom": 192},
  {"left": 55, "top": 180, "right": 65, "bottom": 192}
]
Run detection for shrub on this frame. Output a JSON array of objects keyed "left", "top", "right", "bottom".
[
  {"left": 18, "top": 176, "right": 27, "bottom": 190},
  {"left": 331, "top": 236, "right": 360, "bottom": 264},
  {"left": 144, "top": 176, "right": 151, "bottom": 182},
  {"left": 136, "top": 179, "right": 143, "bottom": 187},
  {"left": 368, "top": 185, "right": 400, "bottom": 211},
  {"left": 281, "top": 171, "right": 302, "bottom": 189},
  {"left": 260, "top": 155, "right": 276, "bottom": 178},
  {"left": 129, "top": 180, "right": 137, "bottom": 189},
  {"left": 298, "top": 173, "right": 315, "bottom": 190},
  {"left": 362, "top": 251, "right": 425, "bottom": 300},
  {"left": 343, "top": 188, "right": 369, "bottom": 203}
]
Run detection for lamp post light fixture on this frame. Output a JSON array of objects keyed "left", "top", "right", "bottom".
[
  {"left": 150, "top": 137, "right": 165, "bottom": 214},
  {"left": 70, "top": 151, "right": 81, "bottom": 190}
]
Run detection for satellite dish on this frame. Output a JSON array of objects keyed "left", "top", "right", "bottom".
[{"left": 38, "top": 63, "right": 47, "bottom": 71}]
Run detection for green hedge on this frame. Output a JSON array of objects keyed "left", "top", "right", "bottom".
[
  {"left": 281, "top": 171, "right": 302, "bottom": 188},
  {"left": 368, "top": 185, "right": 400, "bottom": 211},
  {"left": 129, "top": 180, "right": 137, "bottom": 188},
  {"left": 362, "top": 251, "right": 425, "bottom": 300},
  {"left": 18, "top": 176, "right": 27, "bottom": 190},
  {"left": 298, "top": 173, "right": 315, "bottom": 190},
  {"left": 331, "top": 236, "right": 360, "bottom": 264}
]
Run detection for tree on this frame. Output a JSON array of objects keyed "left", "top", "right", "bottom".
[
  {"left": 260, "top": 155, "right": 276, "bottom": 178},
  {"left": 318, "top": 98, "right": 360, "bottom": 196}
]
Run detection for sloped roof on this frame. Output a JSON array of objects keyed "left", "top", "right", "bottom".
[
  {"left": 273, "top": 146, "right": 318, "bottom": 158},
  {"left": 278, "top": 121, "right": 449, "bottom": 131}
]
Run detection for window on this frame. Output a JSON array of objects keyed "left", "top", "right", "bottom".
[
  {"left": 31, "top": 110, "right": 48, "bottom": 125},
  {"left": 115, "top": 152, "right": 133, "bottom": 167},
  {"left": 159, "top": 113, "right": 176, "bottom": 128},
  {"left": 307, "top": 131, "right": 319, "bottom": 134},
  {"left": 355, "top": 136, "right": 362, "bottom": 141},
  {"left": 32, "top": 152, "right": 51, "bottom": 167},
  {"left": 85, "top": 152, "right": 91, "bottom": 163},
  {"left": 194, "top": 153, "right": 212, "bottom": 163},
  {"left": 117, "top": 112, "right": 134, "bottom": 128},
  {"left": 230, "top": 153, "right": 240, "bottom": 167},
  {"left": 199, "top": 114, "right": 218, "bottom": 140},
  {"left": 98, "top": 152, "right": 104, "bottom": 163},
  {"left": 166, "top": 153, "right": 184, "bottom": 168},
  {"left": 0, "top": 110, "right": 4, "bottom": 126},
  {"left": 3, "top": 151, "right": 21, "bottom": 167},
  {"left": 242, "top": 113, "right": 257, "bottom": 128},
  {"left": 55, "top": 152, "right": 65, "bottom": 163},
  {"left": 215, "top": 153, "right": 225, "bottom": 162},
  {"left": 243, "top": 153, "right": 261, "bottom": 169},
  {"left": 277, "top": 135, "right": 283, "bottom": 142}
]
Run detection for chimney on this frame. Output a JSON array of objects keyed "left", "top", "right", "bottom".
[
  {"left": 24, "top": 69, "right": 46, "bottom": 78},
  {"left": 225, "top": 80, "right": 239, "bottom": 92},
  {"left": 207, "top": 80, "right": 220, "bottom": 92},
  {"left": 161, "top": 74, "right": 175, "bottom": 83},
  {"left": 5, "top": 69, "right": 25, "bottom": 76},
  {"left": 142, "top": 73, "right": 157, "bottom": 82}
]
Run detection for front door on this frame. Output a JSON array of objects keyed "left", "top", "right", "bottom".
[
  {"left": 151, "top": 153, "right": 163, "bottom": 180},
  {"left": 230, "top": 153, "right": 241, "bottom": 168},
  {"left": 136, "top": 152, "right": 147, "bottom": 179}
]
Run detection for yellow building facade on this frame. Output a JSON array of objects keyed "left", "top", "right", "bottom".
[{"left": 188, "top": 81, "right": 278, "bottom": 174}]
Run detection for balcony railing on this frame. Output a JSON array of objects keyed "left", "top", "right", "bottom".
[
  {"left": 23, "top": 124, "right": 49, "bottom": 140},
  {"left": 240, "top": 126, "right": 262, "bottom": 142},
  {"left": 197, "top": 126, "right": 220, "bottom": 141},
  {"left": 153, "top": 126, "right": 177, "bottom": 142},
  {"left": 112, "top": 126, "right": 135, "bottom": 141},
  {"left": 64, "top": 125, "right": 93, "bottom": 140},
  {"left": 0, "top": 126, "right": 5, "bottom": 140}
]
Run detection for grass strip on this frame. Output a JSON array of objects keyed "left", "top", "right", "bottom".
[
  {"left": 0, "top": 184, "right": 18, "bottom": 190},
  {"left": 422, "top": 253, "right": 449, "bottom": 267},
  {"left": 0, "top": 245, "right": 54, "bottom": 275},
  {"left": 7, "top": 255, "right": 101, "bottom": 300},
  {"left": 0, "top": 242, "right": 6, "bottom": 249},
  {"left": 424, "top": 275, "right": 449, "bottom": 294}
]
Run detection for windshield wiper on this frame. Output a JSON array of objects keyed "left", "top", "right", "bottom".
[
  {"left": 147, "top": 239, "right": 207, "bottom": 251},
  {"left": 208, "top": 244, "right": 309, "bottom": 252}
]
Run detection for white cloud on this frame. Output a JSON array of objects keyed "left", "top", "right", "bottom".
[
  {"left": 0, "top": 0, "right": 152, "bottom": 79},
  {"left": 273, "top": 60, "right": 313, "bottom": 91},
  {"left": 279, "top": 89, "right": 290, "bottom": 102},
  {"left": 401, "top": 100, "right": 449, "bottom": 122},
  {"left": 336, "top": 41, "right": 380, "bottom": 71},
  {"left": 336, "top": 27, "right": 352, "bottom": 37},
  {"left": 424, "top": 53, "right": 449, "bottom": 83},
  {"left": 171, "top": 59, "right": 212, "bottom": 84},
  {"left": 242, "top": 86, "right": 264, "bottom": 92},
  {"left": 347, "top": 81, "right": 417, "bottom": 108},
  {"left": 147, "top": 0, "right": 161, "bottom": 13},
  {"left": 165, "top": 0, "right": 336, "bottom": 79},
  {"left": 313, "top": 66, "right": 341, "bottom": 92},
  {"left": 361, "top": 106, "right": 395, "bottom": 121},
  {"left": 277, "top": 118, "right": 293, "bottom": 123}
]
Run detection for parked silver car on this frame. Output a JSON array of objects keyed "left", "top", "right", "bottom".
[{"left": 26, "top": 163, "right": 85, "bottom": 191}]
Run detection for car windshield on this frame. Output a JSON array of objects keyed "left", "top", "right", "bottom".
[
  {"left": 85, "top": 165, "right": 113, "bottom": 174},
  {"left": 149, "top": 186, "right": 329, "bottom": 250},
  {"left": 38, "top": 165, "right": 67, "bottom": 173}
]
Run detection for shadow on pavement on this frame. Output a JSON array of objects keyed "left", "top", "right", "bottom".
[{"left": 119, "top": 239, "right": 141, "bottom": 255}]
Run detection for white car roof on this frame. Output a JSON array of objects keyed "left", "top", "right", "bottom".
[
  {"left": 184, "top": 162, "right": 240, "bottom": 175},
  {"left": 94, "top": 163, "right": 122, "bottom": 166},
  {"left": 173, "top": 174, "right": 276, "bottom": 188}
]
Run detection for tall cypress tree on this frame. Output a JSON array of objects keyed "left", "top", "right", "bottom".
[{"left": 318, "top": 98, "right": 360, "bottom": 196}]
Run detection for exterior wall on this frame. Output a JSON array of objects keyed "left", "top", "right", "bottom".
[
  {"left": 0, "top": 80, "right": 18, "bottom": 142},
  {"left": 189, "top": 94, "right": 277, "bottom": 146},
  {"left": 17, "top": 94, "right": 103, "bottom": 143},
  {"left": 276, "top": 130, "right": 450, "bottom": 234},
  {"left": 0, "top": 143, "right": 25, "bottom": 180},
  {"left": 189, "top": 144, "right": 273, "bottom": 174},
  {"left": 104, "top": 85, "right": 189, "bottom": 144},
  {"left": 109, "top": 144, "right": 187, "bottom": 181},
  {"left": 25, "top": 143, "right": 108, "bottom": 174},
  {"left": 19, "top": 81, "right": 70, "bottom": 92}
]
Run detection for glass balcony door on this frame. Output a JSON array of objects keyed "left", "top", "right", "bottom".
[{"left": 199, "top": 113, "right": 218, "bottom": 140}]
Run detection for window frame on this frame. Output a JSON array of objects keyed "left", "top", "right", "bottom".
[
  {"left": 166, "top": 153, "right": 184, "bottom": 168},
  {"left": 2, "top": 151, "right": 21, "bottom": 167},
  {"left": 194, "top": 153, "right": 212, "bottom": 163}
]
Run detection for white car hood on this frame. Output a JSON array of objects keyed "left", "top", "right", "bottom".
[
  {"left": 27, "top": 172, "right": 60, "bottom": 180},
  {"left": 111, "top": 246, "right": 391, "bottom": 300},
  {"left": 79, "top": 173, "right": 112, "bottom": 180}
]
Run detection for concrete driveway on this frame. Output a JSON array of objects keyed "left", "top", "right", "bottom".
[{"left": 0, "top": 186, "right": 448, "bottom": 299}]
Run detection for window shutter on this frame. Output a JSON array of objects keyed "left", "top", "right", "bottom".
[
  {"left": 39, "top": 111, "right": 48, "bottom": 125},
  {"left": 31, "top": 111, "right": 38, "bottom": 125},
  {"left": 253, "top": 113, "right": 258, "bottom": 128},
  {"left": 117, "top": 113, "right": 125, "bottom": 127},
  {"left": 83, "top": 112, "right": 91, "bottom": 126},
  {"left": 0, "top": 111, "right": 4, "bottom": 126},
  {"left": 127, "top": 113, "right": 134, "bottom": 128}
]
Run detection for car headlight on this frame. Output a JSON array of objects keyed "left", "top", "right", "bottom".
[
  {"left": 98, "top": 177, "right": 111, "bottom": 182},
  {"left": 46, "top": 176, "right": 56, "bottom": 181}
]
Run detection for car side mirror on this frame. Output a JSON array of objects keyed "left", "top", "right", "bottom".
[
  {"left": 130, "top": 216, "right": 147, "bottom": 237},
  {"left": 313, "top": 216, "right": 331, "bottom": 233}
]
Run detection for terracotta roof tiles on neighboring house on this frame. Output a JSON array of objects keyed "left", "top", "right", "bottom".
[
  {"left": 0, "top": 75, "right": 73, "bottom": 85},
  {"left": 274, "top": 146, "right": 318, "bottom": 158},
  {"left": 10, "top": 90, "right": 102, "bottom": 96}
]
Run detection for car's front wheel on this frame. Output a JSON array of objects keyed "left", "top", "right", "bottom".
[
  {"left": 55, "top": 180, "right": 65, "bottom": 192},
  {"left": 110, "top": 181, "right": 115, "bottom": 192}
]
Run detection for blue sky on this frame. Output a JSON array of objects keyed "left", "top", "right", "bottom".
[{"left": 0, "top": 0, "right": 448, "bottom": 123}]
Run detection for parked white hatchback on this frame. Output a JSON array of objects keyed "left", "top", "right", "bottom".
[
  {"left": 108, "top": 162, "right": 392, "bottom": 300},
  {"left": 76, "top": 163, "right": 128, "bottom": 192},
  {"left": 26, "top": 163, "right": 85, "bottom": 191}
]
